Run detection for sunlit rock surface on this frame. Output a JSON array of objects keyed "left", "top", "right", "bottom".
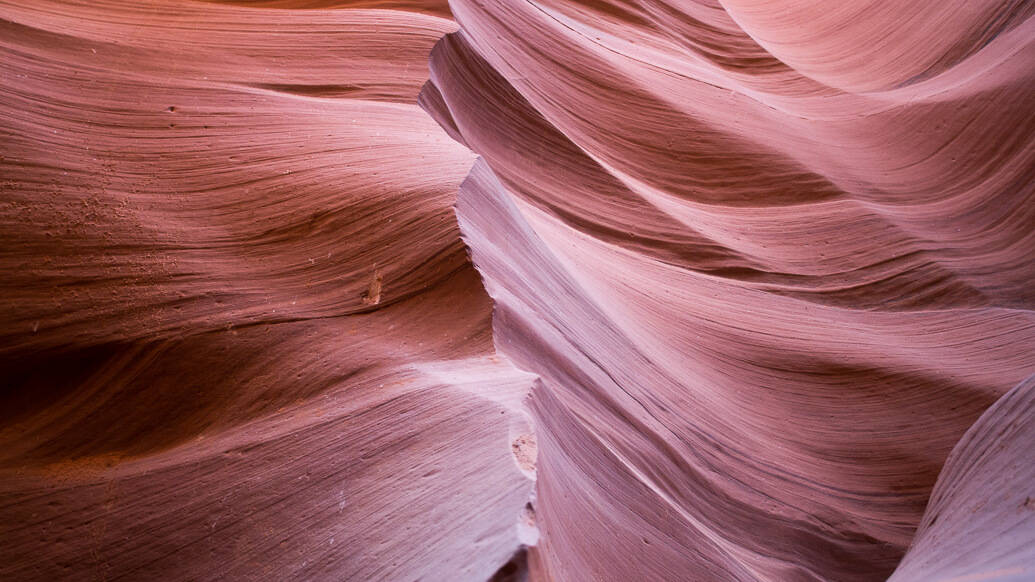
[{"left": 1, "top": 0, "right": 1033, "bottom": 580}]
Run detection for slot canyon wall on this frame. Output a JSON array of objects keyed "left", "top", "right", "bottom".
[{"left": 1, "top": 0, "right": 1033, "bottom": 581}]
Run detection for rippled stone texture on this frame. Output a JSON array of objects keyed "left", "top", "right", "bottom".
[
  {"left": 0, "top": 1, "right": 534, "bottom": 579},
  {"left": 423, "top": 1, "right": 1035, "bottom": 580},
  {"left": 2, "top": 0, "right": 1034, "bottom": 580}
]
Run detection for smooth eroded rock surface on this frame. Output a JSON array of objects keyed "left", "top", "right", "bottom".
[{"left": 2, "top": 0, "right": 1033, "bottom": 580}]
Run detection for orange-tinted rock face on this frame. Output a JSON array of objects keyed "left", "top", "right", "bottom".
[{"left": 2, "top": 0, "right": 1033, "bottom": 580}]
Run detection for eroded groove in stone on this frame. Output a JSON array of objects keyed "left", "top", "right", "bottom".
[{"left": 2, "top": 0, "right": 1034, "bottom": 580}]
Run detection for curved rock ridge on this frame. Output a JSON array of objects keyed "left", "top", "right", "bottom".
[
  {"left": 1, "top": 1, "right": 534, "bottom": 580},
  {"left": 0, "top": 0, "right": 1033, "bottom": 580},
  {"left": 889, "top": 374, "right": 1035, "bottom": 582},
  {"left": 421, "top": 1, "right": 1035, "bottom": 580}
]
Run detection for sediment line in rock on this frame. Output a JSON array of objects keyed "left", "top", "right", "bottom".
[
  {"left": 424, "top": 2, "right": 1035, "bottom": 578},
  {"left": 0, "top": 1, "right": 535, "bottom": 579}
]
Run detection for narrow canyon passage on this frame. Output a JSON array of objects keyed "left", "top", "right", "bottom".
[{"left": 1, "top": 0, "right": 1034, "bottom": 580}]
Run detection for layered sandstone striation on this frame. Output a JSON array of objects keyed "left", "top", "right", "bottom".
[
  {"left": 2, "top": 0, "right": 1034, "bottom": 580},
  {"left": 0, "top": 1, "right": 534, "bottom": 579},
  {"left": 421, "top": 1, "right": 1035, "bottom": 579}
]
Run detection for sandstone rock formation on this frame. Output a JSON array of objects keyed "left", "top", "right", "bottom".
[{"left": 1, "top": 0, "right": 1033, "bottom": 580}]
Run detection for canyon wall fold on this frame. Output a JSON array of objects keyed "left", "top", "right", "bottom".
[
  {"left": 423, "top": 1, "right": 1035, "bottom": 580},
  {"left": 1, "top": 1, "right": 534, "bottom": 579},
  {"left": 1, "top": 0, "right": 1034, "bottom": 580},
  {"left": 890, "top": 373, "right": 1035, "bottom": 582}
]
